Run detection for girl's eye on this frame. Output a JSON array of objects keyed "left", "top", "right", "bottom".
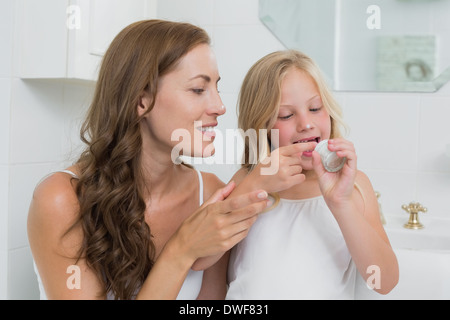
[
  {"left": 278, "top": 114, "right": 293, "bottom": 120},
  {"left": 310, "top": 106, "right": 322, "bottom": 112}
]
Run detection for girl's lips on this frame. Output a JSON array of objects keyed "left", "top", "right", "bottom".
[{"left": 302, "top": 150, "right": 314, "bottom": 157}]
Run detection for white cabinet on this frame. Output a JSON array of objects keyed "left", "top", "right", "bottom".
[{"left": 19, "top": 0, "right": 157, "bottom": 82}]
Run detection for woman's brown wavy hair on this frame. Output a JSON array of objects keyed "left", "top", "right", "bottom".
[{"left": 70, "top": 20, "right": 210, "bottom": 300}]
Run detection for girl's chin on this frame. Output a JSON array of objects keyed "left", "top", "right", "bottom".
[{"left": 299, "top": 157, "right": 314, "bottom": 170}]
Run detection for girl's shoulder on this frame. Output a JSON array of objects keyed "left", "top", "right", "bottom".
[
  {"left": 202, "top": 167, "right": 249, "bottom": 196},
  {"left": 229, "top": 167, "right": 248, "bottom": 185},
  {"left": 355, "top": 170, "right": 375, "bottom": 193},
  {"left": 354, "top": 169, "right": 378, "bottom": 212}
]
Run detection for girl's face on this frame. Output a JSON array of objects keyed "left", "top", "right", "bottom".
[
  {"left": 272, "top": 67, "right": 331, "bottom": 170},
  {"left": 143, "top": 43, "right": 225, "bottom": 159}
]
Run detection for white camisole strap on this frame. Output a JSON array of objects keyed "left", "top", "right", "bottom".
[
  {"left": 60, "top": 170, "right": 79, "bottom": 179},
  {"left": 195, "top": 169, "right": 203, "bottom": 206}
]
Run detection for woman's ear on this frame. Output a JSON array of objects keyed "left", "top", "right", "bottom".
[{"left": 137, "top": 90, "right": 153, "bottom": 117}]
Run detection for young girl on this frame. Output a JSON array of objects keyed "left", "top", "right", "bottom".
[{"left": 226, "top": 50, "right": 399, "bottom": 299}]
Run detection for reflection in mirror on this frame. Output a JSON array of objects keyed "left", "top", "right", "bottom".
[{"left": 259, "top": 0, "right": 450, "bottom": 92}]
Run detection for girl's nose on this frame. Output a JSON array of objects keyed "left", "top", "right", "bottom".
[{"left": 297, "top": 117, "right": 312, "bottom": 131}]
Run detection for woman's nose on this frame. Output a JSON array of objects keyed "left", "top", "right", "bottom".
[{"left": 208, "top": 95, "right": 226, "bottom": 116}]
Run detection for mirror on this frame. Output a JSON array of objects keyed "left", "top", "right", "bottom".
[{"left": 259, "top": 0, "right": 450, "bottom": 92}]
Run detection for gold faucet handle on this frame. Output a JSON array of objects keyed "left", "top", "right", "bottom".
[
  {"left": 402, "top": 202, "right": 427, "bottom": 229},
  {"left": 402, "top": 202, "right": 427, "bottom": 214}
]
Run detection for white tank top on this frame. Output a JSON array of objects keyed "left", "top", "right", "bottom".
[
  {"left": 33, "top": 169, "right": 205, "bottom": 300},
  {"left": 226, "top": 196, "right": 356, "bottom": 300}
]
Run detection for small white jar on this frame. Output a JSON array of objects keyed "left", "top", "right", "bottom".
[{"left": 314, "top": 139, "right": 346, "bottom": 172}]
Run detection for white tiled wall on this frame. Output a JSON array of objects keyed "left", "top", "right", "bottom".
[
  {"left": 1, "top": 0, "right": 449, "bottom": 299},
  {"left": 0, "top": 0, "right": 14, "bottom": 300}
]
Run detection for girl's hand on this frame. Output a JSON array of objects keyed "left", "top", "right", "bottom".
[
  {"left": 312, "top": 138, "right": 357, "bottom": 207},
  {"left": 248, "top": 141, "right": 317, "bottom": 194}
]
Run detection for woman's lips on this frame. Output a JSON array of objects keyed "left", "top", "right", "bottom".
[{"left": 197, "top": 125, "right": 217, "bottom": 139}]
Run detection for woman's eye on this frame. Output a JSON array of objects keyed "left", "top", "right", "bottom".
[
  {"left": 310, "top": 106, "right": 322, "bottom": 112},
  {"left": 192, "top": 88, "right": 205, "bottom": 94}
]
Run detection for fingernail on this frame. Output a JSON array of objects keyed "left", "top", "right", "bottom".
[{"left": 257, "top": 191, "right": 268, "bottom": 199}]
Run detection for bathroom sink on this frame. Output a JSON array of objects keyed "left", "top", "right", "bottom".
[
  {"left": 356, "top": 215, "right": 450, "bottom": 300},
  {"left": 383, "top": 216, "right": 450, "bottom": 252}
]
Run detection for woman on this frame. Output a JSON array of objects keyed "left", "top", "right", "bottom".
[{"left": 27, "top": 19, "right": 269, "bottom": 300}]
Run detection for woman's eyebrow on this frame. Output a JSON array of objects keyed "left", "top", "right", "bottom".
[
  {"left": 189, "top": 74, "right": 211, "bottom": 82},
  {"left": 189, "top": 75, "right": 221, "bottom": 83}
]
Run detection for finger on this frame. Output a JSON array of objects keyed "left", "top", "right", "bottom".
[
  {"left": 283, "top": 155, "right": 303, "bottom": 166},
  {"left": 221, "top": 180, "right": 236, "bottom": 199},
  {"left": 286, "top": 164, "right": 303, "bottom": 176},
  {"left": 219, "top": 189, "right": 268, "bottom": 215},
  {"left": 226, "top": 228, "right": 253, "bottom": 250},
  {"left": 335, "top": 149, "right": 357, "bottom": 170},
  {"left": 222, "top": 214, "right": 259, "bottom": 242},
  {"left": 327, "top": 139, "right": 354, "bottom": 153},
  {"left": 284, "top": 170, "right": 306, "bottom": 186},
  {"left": 202, "top": 181, "right": 236, "bottom": 207},
  {"left": 279, "top": 142, "right": 318, "bottom": 157},
  {"left": 327, "top": 139, "right": 357, "bottom": 169},
  {"left": 226, "top": 198, "right": 269, "bottom": 224},
  {"left": 312, "top": 150, "right": 326, "bottom": 176}
]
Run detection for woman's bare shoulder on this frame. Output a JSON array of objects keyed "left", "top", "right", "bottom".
[
  {"left": 28, "top": 171, "right": 80, "bottom": 237},
  {"left": 28, "top": 170, "right": 104, "bottom": 299}
]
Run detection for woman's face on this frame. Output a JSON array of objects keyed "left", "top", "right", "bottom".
[
  {"left": 272, "top": 67, "right": 331, "bottom": 171},
  {"left": 142, "top": 43, "right": 225, "bottom": 159}
]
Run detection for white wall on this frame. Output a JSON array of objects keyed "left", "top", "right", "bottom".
[
  {"left": 1, "top": 1, "right": 94, "bottom": 299},
  {"left": 1, "top": 0, "right": 449, "bottom": 299}
]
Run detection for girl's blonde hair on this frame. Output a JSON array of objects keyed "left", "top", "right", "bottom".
[{"left": 238, "top": 49, "right": 348, "bottom": 172}]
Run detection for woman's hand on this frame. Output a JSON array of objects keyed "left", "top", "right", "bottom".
[
  {"left": 169, "top": 181, "right": 269, "bottom": 269},
  {"left": 312, "top": 138, "right": 357, "bottom": 207}
]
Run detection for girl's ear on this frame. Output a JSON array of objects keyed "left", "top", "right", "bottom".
[{"left": 137, "top": 91, "right": 153, "bottom": 117}]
